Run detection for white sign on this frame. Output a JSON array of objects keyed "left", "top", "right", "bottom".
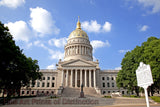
[
  {"left": 136, "top": 62, "right": 153, "bottom": 88},
  {"left": 136, "top": 62, "right": 154, "bottom": 107}
]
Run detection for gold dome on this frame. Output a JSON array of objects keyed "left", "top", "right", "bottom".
[{"left": 68, "top": 17, "right": 89, "bottom": 40}]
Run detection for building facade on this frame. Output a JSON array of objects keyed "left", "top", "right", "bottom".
[{"left": 21, "top": 18, "right": 127, "bottom": 96}]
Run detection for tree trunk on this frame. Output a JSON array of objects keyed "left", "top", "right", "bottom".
[
  {"left": 151, "top": 85, "right": 154, "bottom": 96},
  {"left": 135, "top": 86, "right": 139, "bottom": 96}
]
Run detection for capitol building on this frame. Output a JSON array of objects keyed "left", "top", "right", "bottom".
[{"left": 21, "top": 18, "right": 127, "bottom": 97}]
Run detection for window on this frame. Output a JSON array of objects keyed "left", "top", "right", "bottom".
[
  {"left": 42, "top": 77, "right": 45, "bottom": 80},
  {"left": 37, "top": 82, "right": 40, "bottom": 87},
  {"left": 22, "top": 91, "right": 24, "bottom": 94},
  {"left": 47, "top": 83, "right": 50, "bottom": 87},
  {"left": 122, "top": 91, "right": 125, "bottom": 95},
  {"left": 48, "top": 77, "right": 50, "bottom": 80},
  {"left": 112, "top": 83, "right": 114, "bottom": 87},
  {"left": 52, "top": 77, "right": 55, "bottom": 80},
  {"left": 52, "top": 83, "right": 55, "bottom": 87},
  {"left": 42, "top": 82, "right": 45, "bottom": 87},
  {"left": 102, "top": 82, "right": 105, "bottom": 87},
  {"left": 108, "top": 91, "right": 110, "bottom": 93},
  {"left": 107, "top": 83, "right": 110, "bottom": 87},
  {"left": 27, "top": 91, "right": 29, "bottom": 94},
  {"left": 32, "top": 91, "right": 34, "bottom": 94},
  {"left": 47, "top": 91, "right": 49, "bottom": 94},
  {"left": 107, "top": 77, "right": 109, "bottom": 80},
  {"left": 103, "top": 91, "right": 106, "bottom": 94},
  {"left": 111, "top": 77, "right": 114, "bottom": 80},
  {"left": 102, "top": 77, "right": 105, "bottom": 80}
]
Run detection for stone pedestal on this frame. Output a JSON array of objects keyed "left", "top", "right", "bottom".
[
  {"left": 57, "top": 86, "right": 63, "bottom": 95},
  {"left": 79, "top": 92, "right": 84, "bottom": 98}
]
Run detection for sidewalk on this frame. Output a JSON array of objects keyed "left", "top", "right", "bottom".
[{"left": 97, "top": 104, "right": 160, "bottom": 107}]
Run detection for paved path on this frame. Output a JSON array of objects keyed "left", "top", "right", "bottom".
[
  {"left": 1, "top": 104, "right": 160, "bottom": 107},
  {"left": 0, "top": 96, "right": 159, "bottom": 107}
]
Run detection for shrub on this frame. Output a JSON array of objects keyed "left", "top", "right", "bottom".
[{"left": 103, "top": 96, "right": 111, "bottom": 98}]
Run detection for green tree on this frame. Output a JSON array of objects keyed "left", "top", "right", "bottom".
[
  {"left": 0, "top": 21, "right": 42, "bottom": 98},
  {"left": 116, "top": 37, "right": 160, "bottom": 96}
]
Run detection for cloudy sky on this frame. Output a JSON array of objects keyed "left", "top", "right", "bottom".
[{"left": 0, "top": 0, "right": 160, "bottom": 70}]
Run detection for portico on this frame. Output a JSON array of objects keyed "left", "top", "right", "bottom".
[{"left": 61, "top": 69, "right": 96, "bottom": 87}]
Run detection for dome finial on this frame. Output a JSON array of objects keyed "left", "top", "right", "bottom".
[
  {"left": 78, "top": 16, "right": 80, "bottom": 22},
  {"left": 76, "top": 16, "right": 81, "bottom": 29}
]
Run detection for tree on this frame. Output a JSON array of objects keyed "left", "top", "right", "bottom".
[
  {"left": 116, "top": 37, "right": 160, "bottom": 96},
  {"left": 0, "top": 21, "right": 42, "bottom": 98}
]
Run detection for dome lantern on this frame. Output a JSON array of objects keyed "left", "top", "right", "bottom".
[
  {"left": 68, "top": 17, "right": 89, "bottom": 40},
  {"left": 76, "top": 16, "right": 81, "bottom": 29}
]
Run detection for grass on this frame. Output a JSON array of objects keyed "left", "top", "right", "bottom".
[
  {"left": 122, "top": 95, "right": 145, "bottom": 98},
  {"left": 50, "top": 96, "right": 58, "bottom": 98},
  {"left": 150, "top": 96, "right": 160, "bottom": 103},
  {"left": 103, "top": 95, "right": 112, "bottom": 98}
]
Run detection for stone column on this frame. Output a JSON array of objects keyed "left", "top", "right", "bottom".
[
  {"left": 89, "top": 70, "right": 92, "bottom": 87},
  {"left": 80, "top": 46, "right": 81, "bottom": 54},
  {"left": 71, "top": 70, "right": 73, "bottom": 87},
  {"left": 61, "top": 70, "right": 64, "bottom": 86},
  {"left": 80, "top": 69, "right": 82, "bottom": 86},
  {"left": 45, "top": 76, "right": 47, "bottom": 87},
  {"left": 66, "top": 70, "right": 68, "bottom": 87},
  {"left": 35, "top": 80, "right": 37, "bottom": 88},
  {"left": 82, "top": 46, "right": 84, "bottom": 55},
  {"left": 85, "top": 70, "right": 87, "bottom": 87},
  {"left": 75, "top": 70, "right": 77, "bottom": 87},
  {"left": 94, "top": 70, "right": 96, "bottom": 87},
  {"left": 50, "top": 75, "right": 52, "bottom": 88}
]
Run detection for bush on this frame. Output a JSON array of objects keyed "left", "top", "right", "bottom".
[
  {"left": 150, "top": 96, "right": 160, "bottom": 103},
  {"left": 50, "top": 95, "right": 58, "bottom": 99},
  {"left": 103, "top": 96, "right": 111, "bottom": 98},
  {"left": 122, "top": 95, "right": 141, "bottom": 98}
]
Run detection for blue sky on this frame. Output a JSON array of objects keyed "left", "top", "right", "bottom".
[{"left": 0, "top": 0, "right": 160, "bottom": 70}]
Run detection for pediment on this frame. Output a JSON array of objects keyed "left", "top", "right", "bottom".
[{"left": 61, "top": 59, "right": 96, "bottom": 67}]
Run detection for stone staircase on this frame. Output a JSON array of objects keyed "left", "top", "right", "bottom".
[
  {"left": 62, "top": 87, "right": 100, "bottom": 97},
  {"left": 83, "top": 87, "right": 101, "bottom": 97},
  {"left": 62, "top": 87, "right": 80, "bottom": 97}
]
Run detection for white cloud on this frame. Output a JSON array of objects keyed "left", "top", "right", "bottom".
[
  {"left": 26, "top": 42, "right": 32, "bottom": 49},
  {"left": 0, "top": 0, "right": 25, "bottom": 8},
  {"left": 50, "top": 51, "right": 64, "bottom": 60},
  {"left": 91, "top": 40, "right": 110, "bottom": 49},
  {"left": 81, "top": 20, "right": 111, "bottom": 33},
  {"left": 91, "top": 40, "right": 110, "bottom": 53},
  {"left": 5, "top": 21, "right": 31, "bottom": 42},
  {"left": 102, "top": 22, "right": 112, "bottom": 32},
  {"left": 81, "top": 20, "right": 101, "bottom": 33},
  {"left": 118, "top": 49, "right": 130, "bottom": 54},
  {"left": 48, "top": 37, "right": 67, "bottom": 48},
  {"left": 140, "top": 25, "right": 149, "bottom": 31},
  {"left": 34, "top": 40, "right": 64, "bottom": 60},
  {"left": 115, "top": 67, "right": 122, "bottom": 70},
  {"left": 137, "top": 0, "right": 160, "bottom": 13},
  {"left": 47, "top": 64, "right": 56, "bottom": 69},
  {"left": 29, "top": 7, "right": 60, "bottom": 36}
]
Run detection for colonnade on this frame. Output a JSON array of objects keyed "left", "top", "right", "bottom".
[
  {"left": 65, "top": 45, "right": 92, "bottom": 56},
  {"left": 61, "top": 69, "right": 96, "bottom": 87}
]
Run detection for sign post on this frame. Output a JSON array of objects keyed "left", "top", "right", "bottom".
[{"left": 136, "top": 62, "right": 153, "bottom": 107}]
